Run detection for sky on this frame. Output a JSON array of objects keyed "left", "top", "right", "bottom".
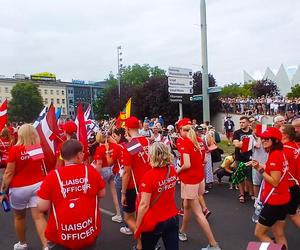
[{"left": 0, "top": 0, "right": 300, "bottom": 85}]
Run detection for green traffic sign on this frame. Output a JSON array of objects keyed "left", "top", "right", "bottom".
[{"left": 190, "top": 95, "right": 203, "bottom": 101}]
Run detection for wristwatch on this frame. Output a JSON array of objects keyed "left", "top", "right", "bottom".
[{"left": 259, "top": 168, "right": 265, "bottom": 174}]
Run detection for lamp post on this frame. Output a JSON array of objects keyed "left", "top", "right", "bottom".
[{"left": 117, "top": 46, "right": 123, "bottom": 109}]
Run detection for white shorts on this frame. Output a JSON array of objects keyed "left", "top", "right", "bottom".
[
  {"left": 9, "top": 181, "right": 43, "bottom": 210},
  {"left": 181, "top": 179, "right": 205, "bottom": 200}
]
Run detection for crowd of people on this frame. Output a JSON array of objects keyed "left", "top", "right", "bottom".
[
  {"left": 0, "top": 112, "right": 299, "bottom": 250},
  {"left": 219, "top": 96, "right": 300, "bottom": 116}
]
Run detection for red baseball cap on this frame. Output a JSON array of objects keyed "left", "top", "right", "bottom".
[
  {"left": 261, "top": 127, "right": 282, "bottom": 141},
  {"left": 62, "top": 121, "right": 77, "bottom": 134},
  {"left": 125, "top": 116, "right": 139, "bottom": 129},
  {"left": 177, "top": 118, "right": 192, "bottom": 129}
]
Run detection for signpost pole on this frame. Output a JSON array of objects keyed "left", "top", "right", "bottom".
[
  {"left": 179, "top": 103, "right": 183, "bottom": 119},
  {"left": 200, "top": 0, "right": 210, "bottom": 122}
]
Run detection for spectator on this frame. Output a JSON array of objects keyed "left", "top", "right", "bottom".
[
  {"left": 139, "top": 122, "right": 153, "bottom": 138},
  {"left": 224, "top": 116, "right": 235, "bottom": 146},
  {"left": 273, "top": 115, "right": 285, "bottom": 129}
]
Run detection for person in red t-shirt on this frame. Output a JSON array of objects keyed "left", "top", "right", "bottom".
[
  {"left": 0, "top": 124, "right": 48, "bottom": 250},
  {"left": 176, "top": 118, "right": 221, "bottom": 250},
  {"left": 37, "top": 139, "right": 106, "bottom": 250},
  {"left": 135, "top": 142, "right": 179, "bottom": 250},
  {"left": 94, "top": 131, "right": 121, "bottom": 223},
  {"left": 0, "top": 127, "right": 13, "bottom": 168},
  {"left": 251, "top": 127, "right": 290, "bottom": 248},
  {"left": 280, "top": 124, "right": 300, "bottom": 228},
  {"left": 121, "top": 116, "right": 152, "bottom": 250}
]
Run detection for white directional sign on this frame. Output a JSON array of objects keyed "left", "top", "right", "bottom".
[
  {"left": 168, "top": 87, "right": 193, "bottom": 94},
  {"left": 168, "top": 77, "right": 193, "bottom": 87},
  {"left": 168, "top": 67, "right": 193, "bottom": 79}
]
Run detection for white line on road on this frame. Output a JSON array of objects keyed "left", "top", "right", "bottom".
[{"left": 100, "top": 208, "right": 115, "bottom": 216}]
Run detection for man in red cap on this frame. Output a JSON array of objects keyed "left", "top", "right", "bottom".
[{"left": 121, "top": 116, "right": 151, "bottom": 250}]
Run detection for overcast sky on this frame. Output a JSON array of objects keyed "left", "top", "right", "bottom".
[{"left": 1, "top": 0, "right": 299, "bottom": 85}]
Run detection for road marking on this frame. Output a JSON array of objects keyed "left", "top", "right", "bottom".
[{"left": 100, "top": 208, "right": 115, "bottom": 216}]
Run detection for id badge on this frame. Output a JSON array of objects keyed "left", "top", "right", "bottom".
[
  {"left": 228, "top": 125, "right": 231, "bottom": 130},
  {"left": 119, "top": 167, "right": 125, "bottom": 177}
]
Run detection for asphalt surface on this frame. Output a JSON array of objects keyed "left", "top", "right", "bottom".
[{"left": 0, "top": 182, "right": 299, "bottom": 250}]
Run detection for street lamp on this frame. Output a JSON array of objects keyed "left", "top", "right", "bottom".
[{"left": 117, "top": 46, "right": 123, "bottom": 109}]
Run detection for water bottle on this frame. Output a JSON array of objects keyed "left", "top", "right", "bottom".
[
  {"left": 2, "top": 198, "right": 11, "bottom": 212},
  {"left": 252, "top": 201, "right": 263, "bottom": 223}
]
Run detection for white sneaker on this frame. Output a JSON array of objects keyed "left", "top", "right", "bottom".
[
  {"left": 112, "top": 214, "right": 122, "bottom": 223},
  {"left": 120, "top": 226, "right": 133, "bottom": 235},
  {"left": 14, "top": 242, "right": 28, "bottom": 250},
  {"left": 201, "top": 243, "right": 221, "bottom": 250},
  {"left": 178, "top": 232, "right": 188, "bottom": 241}
]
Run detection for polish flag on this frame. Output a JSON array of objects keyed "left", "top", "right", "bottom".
[
  {"left": 126, "top": 138, "right": 143, "bottom": 155},
  {"left": 241, "top": 136, "right": 254, "bottom": 153},
  {"left": 0, "top": 99, "right": 8, "bottom": 131},
  {"left": 26, "top": 144, "right": 44, "bottom": 160},
  {"left": 36, "top": 104, "right": 59, "bottom": 172}
]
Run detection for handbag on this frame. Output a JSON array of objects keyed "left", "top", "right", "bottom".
[{"left": 134, "top": 166, "right": 171, "bottom": 239}]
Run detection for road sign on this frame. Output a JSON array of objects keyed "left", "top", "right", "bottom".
[
  {"left": 190, "top": 95, "right": 203, "bottom": 101},
  {"left": 208, "top": 86, "right": 222, "bottom": 93},
  {"left": 169, "top": 94, "right": 191, "bottom": 103},
  {"left": 168, "top": 87, "right": 193, "bottom": 94},
  {"left": 168, "top": 67, "right": 192, "bottom": 79},
  {"left": 168, "top": 77, "right": 193, "bottom": 87}
]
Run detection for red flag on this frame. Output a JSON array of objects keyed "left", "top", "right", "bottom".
[
  {"left": 26, "top": 144, "right": 44, "bottom": 161},
  {"left": 241, "top": 136, "right": 254, "bottom": 153},
  {"left": 36, "top": 104, "right": 59, "bottom": 172},
  {"left": 76, "top": 103, "right": 89, "bottom": 160},
  {"left": 0, "top": 99, "right": 8, "bottom": 131},
  {"left": 125, "top": 138, "right": 144, "bottom": 155}
]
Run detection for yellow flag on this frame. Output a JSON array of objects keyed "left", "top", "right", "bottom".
[{"left": 125, "top": 97, "right": 131, "bottom": 118}]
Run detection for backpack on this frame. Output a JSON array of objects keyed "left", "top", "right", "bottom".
[
  {"left": 214, "top": 131, "right": 221, "bottom": 143},
  {"left": 52, "top": 166, "right": 100, "bottom": 249}
]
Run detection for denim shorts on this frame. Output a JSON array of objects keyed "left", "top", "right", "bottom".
[{"left": 101, "top": 166, "right": 114, "bottom": 182}]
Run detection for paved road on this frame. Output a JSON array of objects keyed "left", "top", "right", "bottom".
[{"left": 0, "top": 182, "right": 299, "bottom": 250}]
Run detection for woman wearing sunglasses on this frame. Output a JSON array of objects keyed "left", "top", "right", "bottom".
[
  {"left": 176, "top": 118, "right": 221, "bottom": 250},
  {"left": 251, "top": 127, "right": 290, "bottom": 248}
]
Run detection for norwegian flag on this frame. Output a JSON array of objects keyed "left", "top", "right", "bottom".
[
  {"left": 125, "top": 138, "right": 144, "bottom": 155},
  {"left": 26, "top": 144, "right": 44, "bottom": 160},
  {"left": 36, "top": 104, "right": 59, "bottom": 172},
  {"left": 33, "top": 106, "right": 47, "bottom": 128},
  {"left": 0, "top": 99, "right": 8, "bottom": 132},
  {"left": 241, "top": 135, "right": 254, "bottom": 153},
  {"left": 162, "top": 136, "right": 171, "bottom": 145}
]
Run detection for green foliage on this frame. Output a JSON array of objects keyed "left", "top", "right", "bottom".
[
  {"left": 250, "top": 79, "right": 279, "bottom": 97},
  {"left": 8, "top": 82, "right": 44, "bottom": 122},
  {"left": 287, "top": 84, "right": 300, "bottom": 98},
  {"left": 220, "top": 83, "right": 243, "bottom": 97}
]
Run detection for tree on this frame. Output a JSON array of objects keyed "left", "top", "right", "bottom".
[
  {"left": 250, "top": 79, "right": 279, "bottom": 97},
  {"left": 287, "top": 84, "right": 300, "bottom": 98},
  {"left": 9, "top": 82, "right": 44, "bottom": 122},
  {"left": 220, "top": 83, "right": 243, "bottom": 97}
]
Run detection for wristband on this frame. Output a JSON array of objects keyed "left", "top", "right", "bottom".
[
  {"left": 121, "top": 190, "right": 126, "bottom": 194},
  {"left": 259, "top": 168, "right": 265, "bottom": 174}
]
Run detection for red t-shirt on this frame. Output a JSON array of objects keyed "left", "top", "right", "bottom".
[
  {"left": 7, "top": 145, "right": 45, "bottom": 188},
  {"left": 0, "top": 137, "right": 12, "bottom": 163},
  {"left": 176, "top": 137, "right": 204, "bottom": 184},
  {"left": 122, "top": 136, "right": 152, "bottom": 190},
  {"left": 296, "top": 142, "right": 300, "bottom": 184},
  {"left": 261, "top": 150, "right": 290, "bottom": 205},
  {"left": 37, "top": 164, "right": 105, "bottom": 244},
  {"left": 140, "top": 166, "right": 178, "bottom": 223},
  {"left": 111, "top": 143, "right": 124, "bottom": 175},
  {"left": 283, "top": 141, "right": 299, "bottom": 187},
  {"left": 94, "top": 143, "right": 121, "bottom": 168}
]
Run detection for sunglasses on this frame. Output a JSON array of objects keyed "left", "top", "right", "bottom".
[
  {"left": 182, "top": 128, "right": 190, "bottom": 132},
  {"left": 261, "top": 138, "right": 271, "bottom": 141}
]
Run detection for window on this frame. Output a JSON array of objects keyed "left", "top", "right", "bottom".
[
  {"left": 69, "top": 99, "right": 73, "bottom": 104},
  {"left": 62, "top": 99, "right": 65, "bottom": 104},
  {"left": 5, "top": 87, "right": 9, "bottom": 93},
  {"left": 62, "top": 90, "right": 65, "bottom": 95},
  {"left": 44, "top": 89, "right": 48, "bottom": 94},
  {"left": 62, "top": 108, "right": 66, "bottom": 114},
  {"left": 51, "top": 98, "right": 54, "bottom": 103},
  {"left": 56, "top": 90, "right": 59, "bottom": 95},
  {"left": 50, "top": 90, "right": 53, "bottom": 95},
  {"left": 44, "top": 98, "right": 48, "bottom": 104},
  {"left": 57, "top": 99, "right": 60, "bottom": 104}
]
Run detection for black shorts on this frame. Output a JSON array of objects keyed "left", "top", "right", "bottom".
[
  {"left": 258, "top": 203, "right": 288, "bottom": 227},
  {"left": 287, "top": 185, "right": 300, "bottom": 215},
  {"left": 123, "top": 188, "right": 137, "bottom": 214}
]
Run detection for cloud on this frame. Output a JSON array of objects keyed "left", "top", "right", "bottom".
[{"left": 0, "top": 0, "right": 299, "bottom": 85}]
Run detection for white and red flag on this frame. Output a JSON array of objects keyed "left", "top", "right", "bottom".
[
  {"left": 36, "top": 104, "right": 60, "bottom": 172},
  {"left": 76, "top": 102, "right": 89, "bottom": 160},
  {"left": 162, "top": 136, "right": 171, "bottom": 146},
  {"left": 241, "top": 135, "right": 254, "bottom": 153},
  {"left": 125, "top": 138, "right": 143, "bottom": 155},
  {"left": 0, "top": 99, "right": 8, "bottom": 131},
  {"left": 255, "top": 124, "right": 272, "bottom": 137},
  {"left": 26, "top": 144, "right": 44, "bottom": 160}
]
